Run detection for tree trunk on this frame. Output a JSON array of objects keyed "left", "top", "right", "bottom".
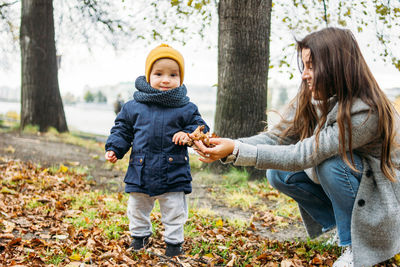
[
  {"left": 211, "top": 0, "right": 272, "bottom": 179},
  {"left": 20, "top": 0, "right": 68, "bottom": 132}
]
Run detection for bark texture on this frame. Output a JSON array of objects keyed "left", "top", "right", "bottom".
[
  {"left": 212, "top": 0, "right": 272, "bottom": 178},
  {"left": 215, "top": 0, "right": 272, "bottom": 138},
  {"left": 20, "top": 0, "right": 68, "bottom": 132}
]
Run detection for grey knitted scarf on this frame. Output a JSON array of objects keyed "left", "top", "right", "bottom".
[{"left": 133, "top": 76, "right": 190, "bottom": 107}]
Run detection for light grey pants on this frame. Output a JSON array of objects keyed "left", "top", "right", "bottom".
[{"left": 127, "top": 191, "right": 188, "bottom": 244}]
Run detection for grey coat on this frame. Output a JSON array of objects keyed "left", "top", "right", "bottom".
[{"left": 233, "top": 99, "right": 400, "bottom": 267}]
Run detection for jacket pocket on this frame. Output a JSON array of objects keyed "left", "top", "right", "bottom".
[
  {"left": 166, "top": 154, "right": 191, "bottom": 184},
  {"left": 124, "top": 154, "right": 145, "bottom": 186}
]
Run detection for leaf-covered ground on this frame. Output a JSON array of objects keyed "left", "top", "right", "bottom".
[{"left": 1, "top": 159, "right": 399, "bottom": 266}]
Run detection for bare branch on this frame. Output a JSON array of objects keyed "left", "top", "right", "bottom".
[
  {"left": 322, "top": 0, "right": 328, "bottom": 26},
  {"left": 0, "top": 1, "right": 18, "bottom": 9}
]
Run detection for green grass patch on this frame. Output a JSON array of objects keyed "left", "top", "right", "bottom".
[
  {"left": 46, "top": 254, "right": 66, "bottom": 265},
  {"left": 22, "top": 124, "right": 40, "bottom": 134},
  {"left": 221, "top": 167, "right": 250, "bottom": 187},
  {"left": 195, "top": 167, "right": 303, "bottom": 227},
  {"left": 25, "top": 199, "right": 46, "bottom": 209},
  {"left": 98, "top": 216, "right": 129, "bottom": 239},
  {"left": 189, "top": 153, "right": 205, "bottom": 171}
]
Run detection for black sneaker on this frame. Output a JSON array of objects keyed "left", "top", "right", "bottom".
[
  {"left": 165, "top": 242, "right": 183, "bottom": 257},
  {"left": 130, "top": 236, "right": 150, "bottom": 251}
]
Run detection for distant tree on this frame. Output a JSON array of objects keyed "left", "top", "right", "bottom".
[
  {"left": 62, "top": 92, "right": 77, "bottom": 105},
  {"left": 83, "top": 91, "right": 95, "bottom": 103},
  {"left": 277, "top": 86, "right": 288, "bottom": 107},
  {"left": 96, "top": 91, "right": 107, "bottom": 103}
]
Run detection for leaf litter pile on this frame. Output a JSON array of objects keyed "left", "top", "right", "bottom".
[{"left": 0, "top": 159, "right": 398, "bottom": 266}]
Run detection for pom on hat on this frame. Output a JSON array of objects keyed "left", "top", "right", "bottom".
[{"left": 145, "top": 44, "right": 185, "bottom": 85}]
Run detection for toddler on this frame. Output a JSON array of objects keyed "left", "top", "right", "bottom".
[{"left": 105, "top": 44, "right": 209, "bottom": 257}]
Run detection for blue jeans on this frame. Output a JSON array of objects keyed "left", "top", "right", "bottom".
[{"left": 267, "top": 154, "right": 363, "bottom": 246}]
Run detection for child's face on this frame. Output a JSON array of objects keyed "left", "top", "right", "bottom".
[{"left": 149, "top": 58, "right": 181, "bottom": 91}]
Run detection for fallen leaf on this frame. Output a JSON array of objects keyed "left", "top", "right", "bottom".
[
  {"left": 55, "top": 201, "right": 65, "bottom": 210},
  {"left": 281, "top": 259, "right": 294, "bottom": 267},
  {"left": 226, "top": 254, "right": 237, "bottom": 267},
  {"left": 53, "top": 234, "right": 68, "bottom": 240},
  {"left": 66, "top": 161, "right": 80, "bottom": 166},
  {"left": 0, "top": 186, "right": 18, "bottom": 195},
  {"left": 39, "top": 234, "right": 51, "bottom": 239},
  {"left": 58, "top": 164, "right": 68, "bottom": 173},
  {"left": 310, "top": 254, "right": 323, "bottom": 264},
  {"left": 121, "top": 254, "right": 136, "bottom": 265},
  {"left": 99, "top": 252, "right": 118, "bottom": 260},
  {"left": 394, "top": 254, "right": 400, "bottom": 265},
  {"left": 7, "top": 237, "right": 22, "bottom": 247},
  {"left": 65, "top": 263, "right": 83, "bottom": 267},
  {"left": 3, "top": 220, "right": 16, "bottom": 233},
  {"left": 203, "top": 253, "right": 214, "bottom": 258},
  {"left": 69, "top": 252, "right": 81, "bottom": 261},
  {"left": 5, "top": 145, "right": 15, "bottom": 153},
  {"left": 295, "top": 247, "right": 307, "bottom": 256},
  {"left": 0, "top": 233, "right": 14, "bottom": 239}
]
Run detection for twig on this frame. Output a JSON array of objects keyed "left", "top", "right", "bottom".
[
  {"left": 177, "top": 255, "right": 210, "bottom": 265},
  {"left": 147, "top": 250, "right": 183, "bottom": 267}
]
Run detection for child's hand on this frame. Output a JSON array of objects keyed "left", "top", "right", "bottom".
[
  {"left": 105, "top": 151, "right": 117, "bottom": 163},
  {"left": 172, "top": 131, "right": 190, "bottom": 145}
]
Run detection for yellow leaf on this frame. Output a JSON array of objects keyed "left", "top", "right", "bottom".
[
  {"left": 5, "top": 145, "right": 15, "bottom": 153},
  {"left": 69, "top": 252, "right": 81, "bottom": 261},
  {"left": 394, "top": 254, "right": 400, "bottom": 264},
  {"left": 215, "top": 219, "right": 223, "bottom": 227},
  {"left": 42, "top": 168, "right": 49, "bottom": 174},
  {"left": 58, "top": 164, "right": 68, "bottom": 173},
  {"left": 204, "top": 253, "right": 214, "bottom": 258},
  {"left": 294, "top": 247, "right": 307, "bottom": 256},
  {"left": 0, "top": 186, "right": 17, "bottom": 195}
]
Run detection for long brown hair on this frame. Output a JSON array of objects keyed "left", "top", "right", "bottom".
[{"left": 279, "top": 27, "right": 398, "bottom": 181}]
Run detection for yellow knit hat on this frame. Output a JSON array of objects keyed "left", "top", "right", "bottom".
[{"left": 145, "top": 44, "right": 185, "bottom": 85}]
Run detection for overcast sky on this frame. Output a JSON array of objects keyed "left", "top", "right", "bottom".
[
  {"left": 1, "top": 4, "right": 399, "bottom": 97},
  {"left": 1, "top": 36, "right": 399, "bottom": 98}
]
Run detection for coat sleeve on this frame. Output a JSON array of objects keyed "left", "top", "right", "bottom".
[
  {"left": 105, "top": 103, "right": 134, "bottom": 159},
  {"left": 234, "top": 109, "right": 379, "bottom": 170},
  {"left": 182, "top": 104, "right": 210, "bottom": 133}
]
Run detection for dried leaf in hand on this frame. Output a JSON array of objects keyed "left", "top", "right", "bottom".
[{"left": 186, "top": 125, "right": 218, "bottom": 148}]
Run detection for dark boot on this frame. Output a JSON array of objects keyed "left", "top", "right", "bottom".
[
  {"left": 130, "top": 236, "right": 150, "bottom": 251},
  {"left": 165, "top": 242, "right": 183, "bottom": 257}
]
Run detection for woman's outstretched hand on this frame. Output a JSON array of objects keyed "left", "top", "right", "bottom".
[{"left": 192, "top": 138, "right": 235, "bottom": 163}]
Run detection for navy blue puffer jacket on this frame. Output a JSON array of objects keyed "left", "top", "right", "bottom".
[{"left": 105, "top": 99, "right": 209, "bottom": 196}]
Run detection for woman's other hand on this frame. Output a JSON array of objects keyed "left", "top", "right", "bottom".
[{"left": 193, "top": 138, "right": 235, "bottom": 162}]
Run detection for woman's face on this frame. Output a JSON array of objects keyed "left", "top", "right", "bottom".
[{"left": 301, "top": 48, "right": 316, "bottom": 99}]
